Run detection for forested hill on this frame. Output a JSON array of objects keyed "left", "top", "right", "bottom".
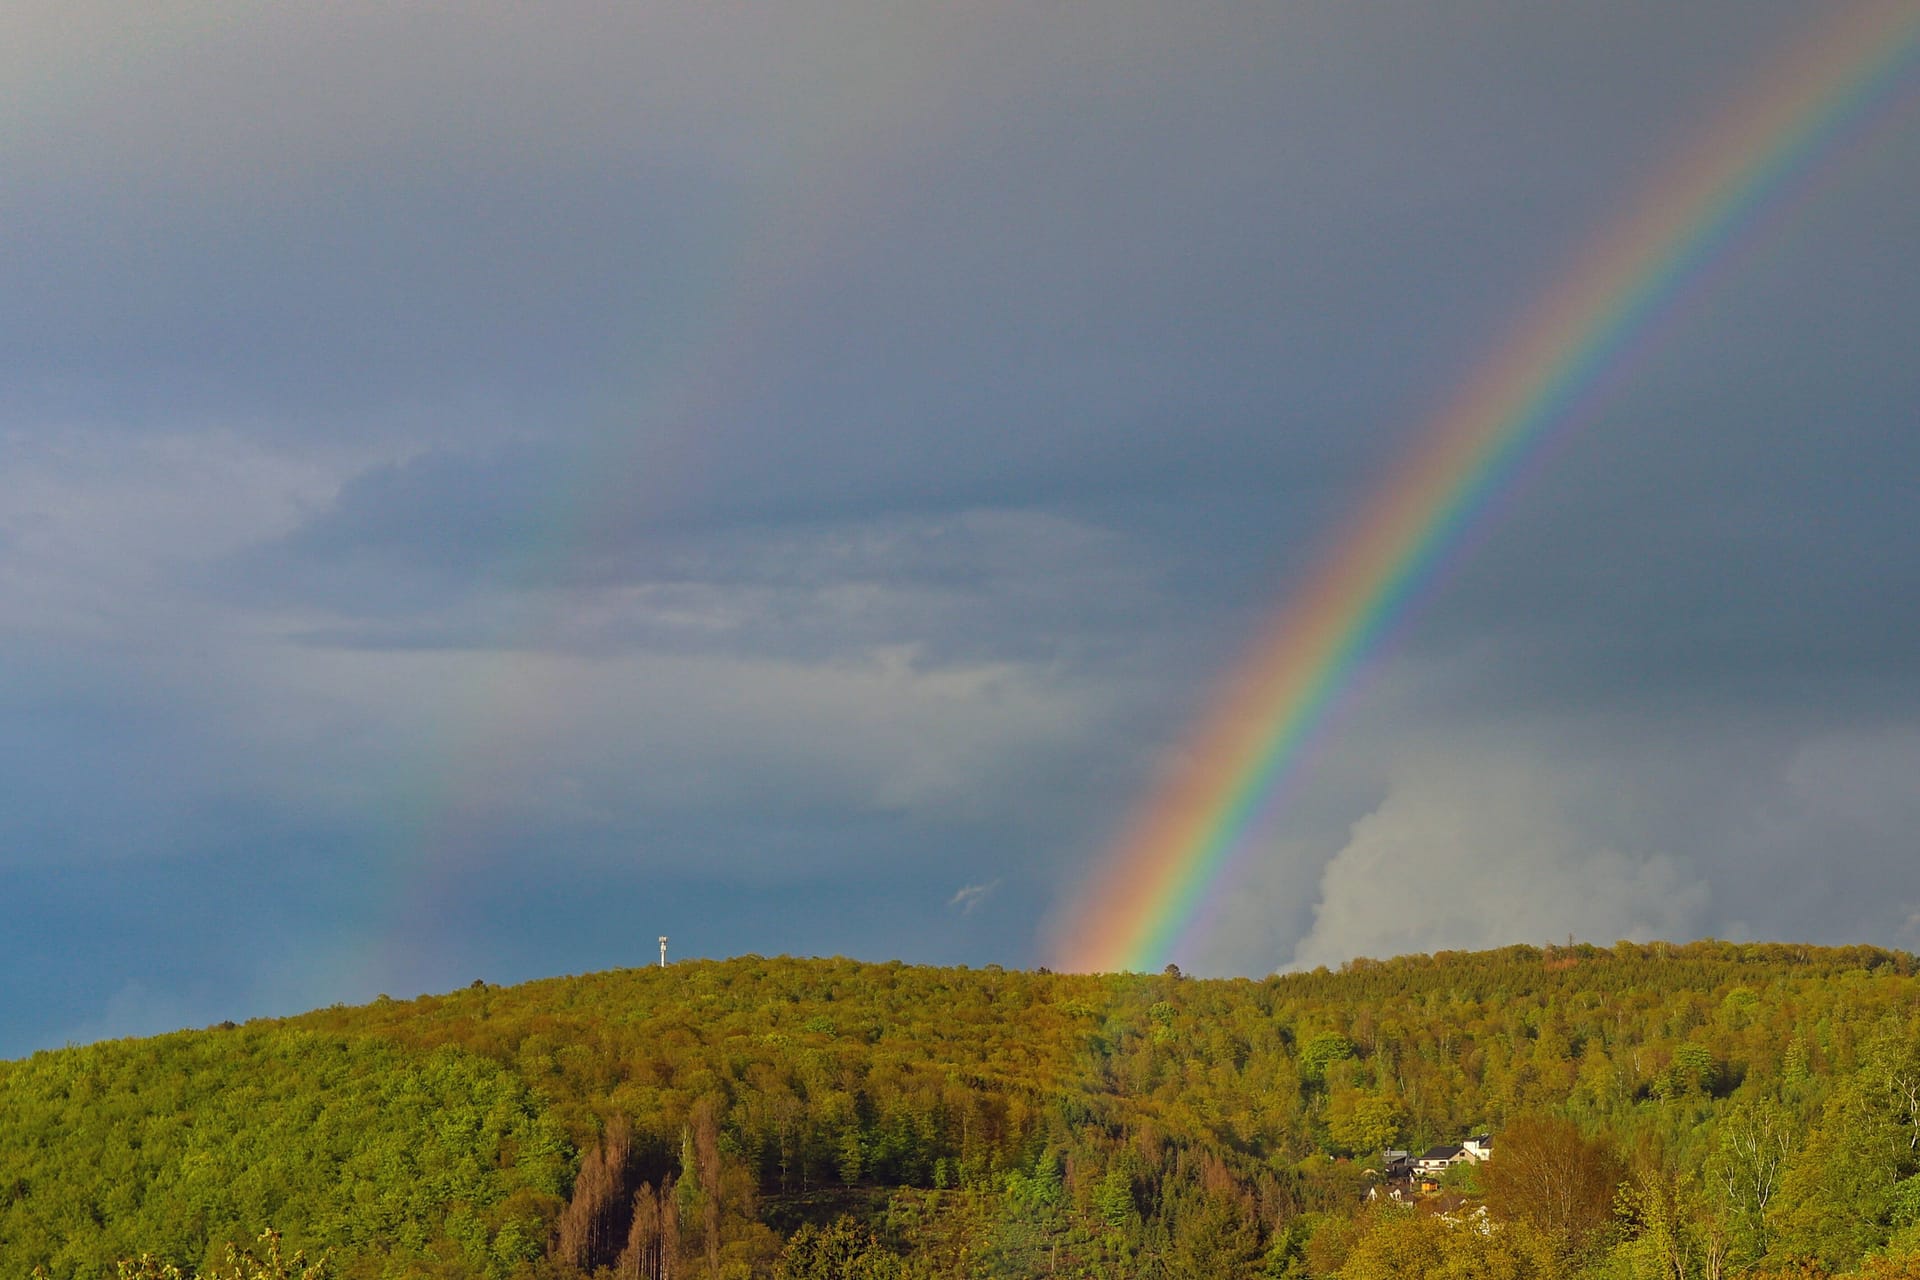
[{"left": 7, "top": 942, "right": 1920, "bottom": 1279}]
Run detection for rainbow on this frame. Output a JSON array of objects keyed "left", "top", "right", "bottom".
[
  {"left": 1051, "top": 2, "right": 1920, "bottom": 974},
  {"left": 356, "top": 21, "right": 987, "bottom": 992}
]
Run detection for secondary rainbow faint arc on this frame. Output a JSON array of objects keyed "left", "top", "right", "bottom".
[
  {"left": 355, "top": 22, "right": 987, "bottom": 991},
  {"left": 1052, "top": 1, "right": 1920, "bottom": 974}
]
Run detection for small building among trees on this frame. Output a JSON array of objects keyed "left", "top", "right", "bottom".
[{"left": 1415, "top": 1145, "right": 1465, "bottom": 1179}]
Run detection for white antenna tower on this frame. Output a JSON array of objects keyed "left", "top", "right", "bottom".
[{"left": 659, "top": 936, "right": 669, "bottom": 968}]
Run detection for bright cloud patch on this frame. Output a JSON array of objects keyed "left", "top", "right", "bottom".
[{"left": 1289, "top": 757, "right": 1710, "bottom": 969}]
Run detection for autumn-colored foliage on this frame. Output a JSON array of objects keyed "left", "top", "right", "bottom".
[
  {"left": 6, "top": 941, "right": 1920, "bottom": 1277},
  {"left": 1479, "top": 1112, "right": 1625, "bottom": 1253}
]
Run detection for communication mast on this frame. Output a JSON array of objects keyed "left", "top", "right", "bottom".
[{"left": 659, "top": 936, "right": 669, "bottom": 968}]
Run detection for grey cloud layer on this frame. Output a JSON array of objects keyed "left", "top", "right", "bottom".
[{"left": 2, "top": 1, "right": 1917, "bottom": 1053}]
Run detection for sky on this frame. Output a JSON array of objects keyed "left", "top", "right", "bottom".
[{"left": 3, "top": 2, "right": 1918, "bottom": 1056}]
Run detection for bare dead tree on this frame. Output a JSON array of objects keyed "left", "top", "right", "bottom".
[
  {"left": 556, "top": 1118, "right": 634, "bottom": 1271},
  {"left": 617, "top": 1183, "right": 666, "bottom": 1280}
]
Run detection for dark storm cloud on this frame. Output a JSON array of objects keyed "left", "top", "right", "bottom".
[
  {"left": 0, "top": 4, "right": 1806, "bottom": 430},
  {"left": 1402, "top": 217, "right": 1920, "bottom": 718},
  {"left": 4, "top": 1, "right": 1918, "bottom": 1049}
]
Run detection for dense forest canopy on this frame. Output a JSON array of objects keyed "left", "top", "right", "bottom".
[{"left": 7, "top": 942, "right": 1920, "bottom": 1278}]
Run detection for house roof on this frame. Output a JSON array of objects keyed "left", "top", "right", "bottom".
[{"left": 1420, "top": 1145, "right": 1463, "bottom": 1161}]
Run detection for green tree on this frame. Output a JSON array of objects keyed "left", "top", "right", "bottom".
[
  {"left": 1165, "top": 1190, "right": 1263, "bottom": 1280},
  {"left": 773, "top": 1218, "right": 902, "bottom": 1280},
  {"left": 1613, "top": 1164, "right": 1729, "bottom": 1280},
  {"left": 837, "top": 1129, "right": 865, "bottom": 1187},
  {"left": 1092, "top": 1164, "right": 1138, "bottom": 1230},
  {"left": 117, "top": 1231, "right": 327, "bottom": 1280},
  {"left": 1326, "top": 1091, "right": 1401, "bottom": 1156},
  {"left": 1299, "top": 1033, "right": 1356, "bottom": 1085},
  {"left": 1711, "top": 1096, "right": 1793, "bottom": 1263},
  {"left": 1333, "top": 1208, "right": 1444, "bottom": 1280},
  {"left": 1770, "top": 1081, "right": 1905, "bottom": 1268}
]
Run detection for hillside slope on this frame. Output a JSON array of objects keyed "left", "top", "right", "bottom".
[{"left": 5, "top": 942, "right": 1919, "bottom": 1278}]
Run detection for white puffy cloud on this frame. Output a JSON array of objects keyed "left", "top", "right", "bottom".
[
  {"left": 1180, "top": 714, "right": 1920, "bottom": 977},
  {"left": 1288, "top": 755, "right": 1710, "bottom": 968}
]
